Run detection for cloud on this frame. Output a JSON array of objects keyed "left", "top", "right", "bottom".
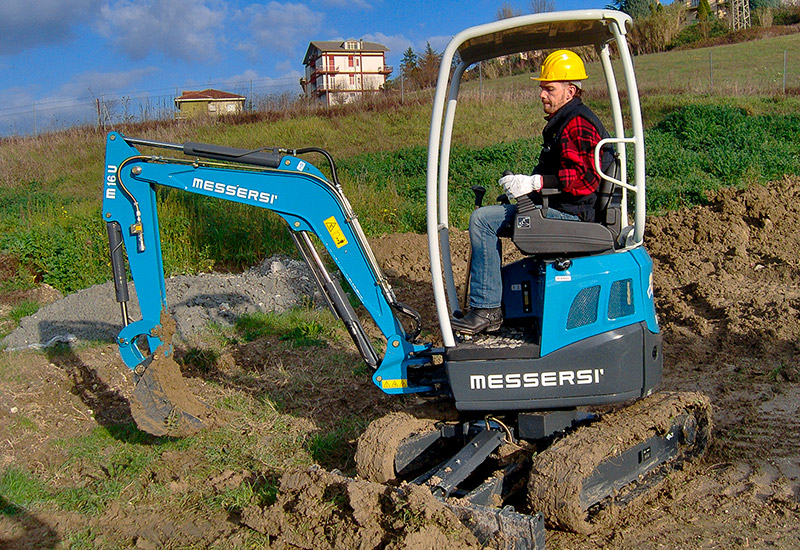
[
  {"left": 316, "top": 0, "right": 374, "bottom": 9},
  {"left": 58, "top": 68, "right": 159, "bottom": 98},
  {"left": 97, "top": 0, "right": 226, "bottom": 62},
  {"left": 235, "top": 2, "right": 324, "bottom": 57},
  {"left": 0, "top": 0, "right": 102, "bottom": 55},
  {"left": 361, "top": 32, "right": 412, "bottom": 55},
  {"left": 419, "top": 35, "right": 453, "bottom": 54},
  {"left": 0, "top": 67, "right": 163, "bottom": 135}
]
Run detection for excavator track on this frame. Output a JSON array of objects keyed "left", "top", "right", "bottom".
[
  {"left": 355, "top": 392, "right": 711, "bottom": 545},
  {"left": 527, "top": 391, "right": 712, "bottom": 534},
  {"left": 355, "top": 411, "right": 441, "bottom": 484}
]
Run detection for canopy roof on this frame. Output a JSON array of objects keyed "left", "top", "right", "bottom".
[{"left": 456, "top": 10, "right": 631, "bottom": 66}]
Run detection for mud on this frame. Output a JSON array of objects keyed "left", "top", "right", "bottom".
[
  {"left": 241, "top": 466, "right": 482, "bottom": 550},
  {"left": 527, "top": 391, "right": 712, "bottom": 535},
  {"left": 354, "top": 412, "right": 439, "bottom": 484},
  {"left": 3, "top": 177, "right": 800, "bottom": 548},
  {"left": 127, "top": 313, "right": 226, "bottom": 437}
]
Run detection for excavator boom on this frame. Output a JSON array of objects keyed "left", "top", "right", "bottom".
[{"left": 102, "top": 133, "right": 434, "bottom": 434}]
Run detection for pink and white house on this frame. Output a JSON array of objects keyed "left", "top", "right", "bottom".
[{"left": 301, "top": 40, "right": 392, "bottom": 107}]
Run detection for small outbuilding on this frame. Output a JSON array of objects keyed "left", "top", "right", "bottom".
[{"left": 174, "top": 89, "right": 246, "bottom": 119}]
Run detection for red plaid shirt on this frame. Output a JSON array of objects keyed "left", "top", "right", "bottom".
[{"left": 556, "top": 115, "right": 603, "bottom": 197}]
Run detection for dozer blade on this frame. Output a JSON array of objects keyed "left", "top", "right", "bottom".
[
  {"left": 527, "top": 391, "right": 712, "bottom": 535},
  {"left": 130, "top": 353, "right": 217, "bottom": 437},
  {"left": 356, "top": 411, "right": 545, "bottom": 549},
  {"left": 445, "top": 502, "right": 545, "bottom": 550}
]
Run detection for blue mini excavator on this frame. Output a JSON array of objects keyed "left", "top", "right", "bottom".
[{"left": 102, "top": 11, "right": 710, "bottom": 548}]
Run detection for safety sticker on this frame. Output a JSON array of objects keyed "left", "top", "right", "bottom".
[
  {"left": 323, "top": 216, "right": 348, "bottom": 248},
  {"left": 381, "top": 379, "right": 408, "bottom": 389}
]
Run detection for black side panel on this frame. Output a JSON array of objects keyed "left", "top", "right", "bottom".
[{"left": 445, "top": 322, "right": 662, "bottom": 411}]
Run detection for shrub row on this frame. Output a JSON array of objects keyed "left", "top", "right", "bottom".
[{"left": 2, "top": 105, "right": 799, "bottom": 294}]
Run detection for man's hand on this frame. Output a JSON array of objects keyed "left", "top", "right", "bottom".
[{"left": 499, "top": 173, "right": 542, "bottom": 199}]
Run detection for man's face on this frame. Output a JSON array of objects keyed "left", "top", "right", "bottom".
[{"left": 539, "top": 81, "right": 575, "bottom": 115}]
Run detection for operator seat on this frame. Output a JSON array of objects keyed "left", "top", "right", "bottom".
[{"left": 511, "top": 158, "right": 623, "bottom": 258}]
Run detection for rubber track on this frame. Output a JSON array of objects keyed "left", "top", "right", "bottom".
[{"left": 527, "top": 391, "right": 712, "bottom": 534}]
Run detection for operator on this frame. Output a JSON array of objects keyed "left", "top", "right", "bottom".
[{"left": 451, "top": 49, "right": 613, "bottom": 335}]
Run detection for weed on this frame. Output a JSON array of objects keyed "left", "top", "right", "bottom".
[
  {"left": 210, "top": 481, "right": 256, "bottom": 513},
  {"left": 306, "top": 417, "right": 367, "bottom": 472},
  {"left": 279, "top": 320, "right": 327, "bottom": 347},
  {"left": 181, "top": 346, "right": 221, "bottom": 373},
  {"left": 234, "top": 308, "right": 338, "bottom": 344},
  {"left": 9, "top": 300, "right": 40, "bottom": 324},
  {"left": 0, "top": 466, "right": 51, "bottom": 514}
]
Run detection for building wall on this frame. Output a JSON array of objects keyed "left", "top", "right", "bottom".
[
  {"left": 685, "top": 0, "right": 728, "bottom": 22},
  {"left": 177, "top": 100, "right": 244, "bottom": 119},
  {"left": 304, "top": 47, "right": 388, "bottom": 106}
]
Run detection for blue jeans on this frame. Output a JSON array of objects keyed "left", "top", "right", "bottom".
[{"left": 467, "top": 203, "right": 579, "bottom": 309}]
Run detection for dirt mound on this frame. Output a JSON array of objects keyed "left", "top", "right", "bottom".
[
  {"left": 648, "top": 176, "right": 800, "bottom": 361},
  {"left": 4, "top": 178, "right": 800, "bottom": 549},
  {"left": 241, "top": 466, "right": 481, "bottom": 550}
]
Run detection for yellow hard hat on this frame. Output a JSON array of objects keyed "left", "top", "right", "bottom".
[{"left": 532, "top": 50, "right": 588, "bottom": 82}]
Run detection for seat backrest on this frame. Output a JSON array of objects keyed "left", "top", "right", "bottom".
[{"left": 594, "top": 153, "right": 623, "bottom": 239}]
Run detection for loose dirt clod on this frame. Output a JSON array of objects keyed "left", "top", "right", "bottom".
[{"left": 241, "top": 466, "right": 482, "bottom": 550}]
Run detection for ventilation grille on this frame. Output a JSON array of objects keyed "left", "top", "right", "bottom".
[
  {"left": 567, "top": 285, "right": 600, "bottom": 329},
  {"left": 609, "top": 278, "right": 635, "bottom": 319}
]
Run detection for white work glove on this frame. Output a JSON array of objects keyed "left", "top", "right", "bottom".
[{"left": 499, "top": 173, "right": 542, "bottom": 199}]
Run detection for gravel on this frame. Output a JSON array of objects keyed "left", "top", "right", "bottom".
[{"left": 1, "top": 256, "right": 321, "bottom": 351}]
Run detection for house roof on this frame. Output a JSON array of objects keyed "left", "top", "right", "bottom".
[
  {"left": 303, "top": 40, "right": 388, "bottom": 65},
  {"left": 175, "top": 89, "right": 246, "bottom": 102}
]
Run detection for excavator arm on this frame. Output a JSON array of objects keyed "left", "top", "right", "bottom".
[{"left": 102, "top": 132, "right": 435, "bottom": 432}]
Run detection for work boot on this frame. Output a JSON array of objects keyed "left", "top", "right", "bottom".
[{"left": 450, "top": 307, "right": 503, "bottom": 335}]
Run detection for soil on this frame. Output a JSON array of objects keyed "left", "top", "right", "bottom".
[{"left": 3, "top": 177, "right": 800, "bottom": 549}]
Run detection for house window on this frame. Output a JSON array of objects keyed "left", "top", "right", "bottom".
[
  {"left": 327, "top": 55, "right": 335, "bottom": 69},
  {"left": 348, "top": 55, "right": 354, "bottom": 67},
  {"left": 349, "top": 74, "right": 355, "bottom": 86}
]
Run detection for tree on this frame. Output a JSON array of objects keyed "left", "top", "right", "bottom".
[
  {"left": 416, "top": 42, "right": 442, "bottom": 89},
  {"left": 530, "top": 0, "right": 555, "bottom": 13},
  {"left": 400, "top": 47, "right": 418, "bottom": 82},
  {"left": 697, "top": 0, "right": 712, "bottom": 38},
  {"left": 697, "top": 0, "right": 712, "bottom": 20},
  {"left": 607, "top": 0, "right": 657, "bottom": 20},
  {"left": 496, "top": 3, "right": 522, "bottom": 19}
]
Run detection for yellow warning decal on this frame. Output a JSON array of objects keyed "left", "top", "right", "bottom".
[
  {"left": 323, "top": 216, "right": 348, "bottom": 248},
  {"left": 381, "top": 379, "right": 408, "bottom": 389}
]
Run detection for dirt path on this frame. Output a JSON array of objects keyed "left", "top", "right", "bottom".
[{"left": 2, "top": 177, "right": 800, "bottom": 549}]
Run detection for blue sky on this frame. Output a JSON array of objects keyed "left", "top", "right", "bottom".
[{"left": 0, "top": 0, "right": 603, "bottom": 136}]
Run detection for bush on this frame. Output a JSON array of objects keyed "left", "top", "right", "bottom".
[
  {"left": 645, "top": 105, "right": 800, "bottom": 211},
  {"left": 773, "top": 5, "right": 800, "bottom": 25},
  {"left": 669, "top": 19, "right": 729, "bottom": 48}
]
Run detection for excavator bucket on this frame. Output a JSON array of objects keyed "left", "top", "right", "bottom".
[{"left": 129, "top": 353, "right": 216, "bottom": 437}]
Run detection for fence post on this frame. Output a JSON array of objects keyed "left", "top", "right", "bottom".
[
  {"left": 784, "top": 49, "right": 787, "bottom": 94},
  {"left": 709, "top": 51, "right": 714, "bottom": 93}
]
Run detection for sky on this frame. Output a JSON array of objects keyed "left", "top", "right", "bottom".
[{"left": 0, "top": 0, "right": 604, "bottom": 136}]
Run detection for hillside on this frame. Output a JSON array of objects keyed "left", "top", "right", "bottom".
[{"left": 2, "top": 32, "right": 800, "bottom": 549}]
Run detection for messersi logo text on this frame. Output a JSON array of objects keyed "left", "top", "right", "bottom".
[
  {"left": 192, "top": 178, "right": 277, "bottom": 205},
  {"left": 469, "top": 368, "right": 604, "bottom": 390}
]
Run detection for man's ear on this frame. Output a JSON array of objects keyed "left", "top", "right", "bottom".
[{"left": 566, "top": 84, "right": 577, "bottom": 100}]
